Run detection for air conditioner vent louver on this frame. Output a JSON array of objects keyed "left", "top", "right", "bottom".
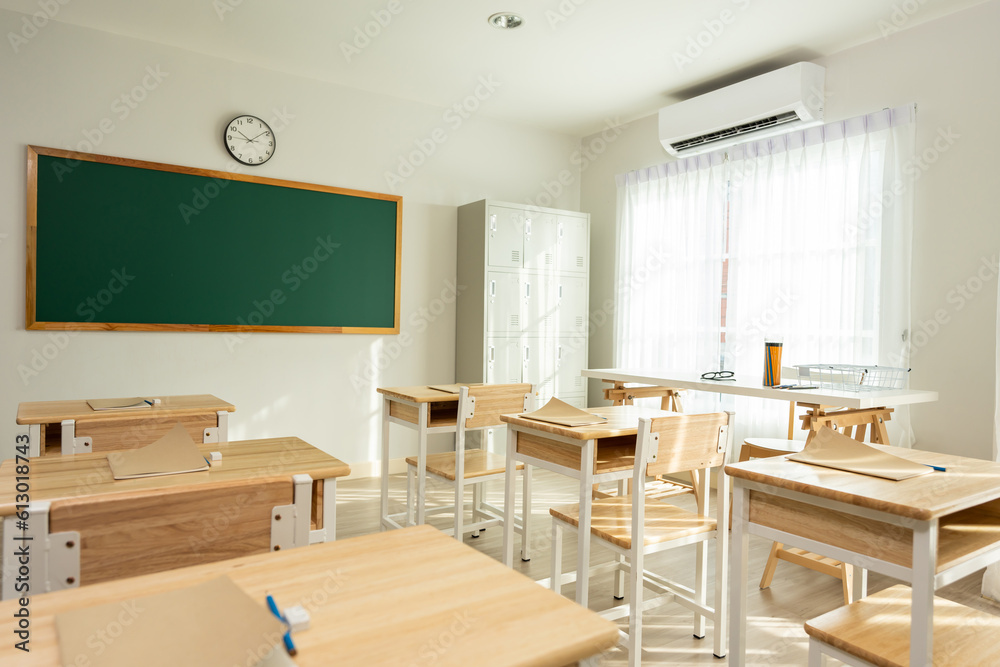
[{"left": 670, "top": 111, "right": 800, "bottom": 153}]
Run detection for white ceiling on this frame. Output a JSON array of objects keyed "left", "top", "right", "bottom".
[{"left": 1, "top": 0, "right": 986, "bottom": 135}]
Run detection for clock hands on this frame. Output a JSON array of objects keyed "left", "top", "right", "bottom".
[
  {"left": 236, "top": 130, "right": 253, "bottom": 142},
  {"left": 248, "top": 131, "right": 268, "bottom": 143}
]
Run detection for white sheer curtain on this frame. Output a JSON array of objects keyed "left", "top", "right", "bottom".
[
  {"left": 614, "top": 155, "right": 727, "bottom": 413},
  {"left": 614, "top": 105, "right": 916, "bottom": 439},
  {"left": 726, "top": 105, "right": 916, "bottom": 445}
]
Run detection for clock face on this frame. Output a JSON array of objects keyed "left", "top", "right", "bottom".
[{"left": 224, "top": 115, "right": 275, "bottom": 166}]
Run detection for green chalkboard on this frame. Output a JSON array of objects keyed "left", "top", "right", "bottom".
[{"left": 26, "top": 146, "right": 401, "bottom": 333}]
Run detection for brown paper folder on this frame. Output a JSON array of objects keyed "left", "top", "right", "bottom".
[
  {"left": 55, "top": 576, "right": 286, "bottom": 667},
  {"left": 107, "top": 422, "right": 209, "bottom": 480},
  {"left": 519, "top": 397, "right": 608, "bottom": 427},
  {"left": 788, "top": 427, "right": 933, "bottom": 481},
  {"left": 87, "top": 397, "right": 151, "bottom": 411}
]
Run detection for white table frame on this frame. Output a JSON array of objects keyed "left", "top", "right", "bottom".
[{"left": 728, "top": 476, "right": 1000, "bottom": 666}]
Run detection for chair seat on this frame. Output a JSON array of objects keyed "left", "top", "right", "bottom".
[
  {"left": 550, "top": 496, "right": 716, "bottom": 550},
  {"left": 805, "top": 584, "right": 1000, "bottom": 667},
  {"left": 742, "top": 437, "right": 805, "bottom": 457},
  {"left": 405, "top": 450, "right": 522, "bottom": 481}
]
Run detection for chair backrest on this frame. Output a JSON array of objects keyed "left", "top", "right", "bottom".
[
  {"left": 458, "top": 383, "right": 533, "bottom": 431},
  {"left": 638, "top": 412, "right": 732, "bottom": 478}
]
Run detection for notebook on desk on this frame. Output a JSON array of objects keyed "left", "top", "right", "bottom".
[
  {"left": 427, "top": 383, "right": 482, "bottom": 394},
  {"left": 519, "top": 397, "right": 608, "bottom": 427},
  {"left": 54, "top": 576, "right": 286, "bottom": 667},
  {"left": 788, "top": 427, "right": 933, "bottom": 481},
  {"left": 87, "top": 397, "right": 151, "bottom": 411}
]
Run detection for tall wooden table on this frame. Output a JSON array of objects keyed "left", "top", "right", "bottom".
[
  {"left": 725, "top": 447, "right": 1000, "bottom": 665},
  {"left": 377, "top": 386, "right": 462, "bottom": 529},
  {"left": 0, "top": 436, "right": 349, "bottom": 599},
  {"left": 0, "top": 525, "right": 619, "bottom": 666},
  {"left": 500, "top": 405, "right": 674, "bottom": 606},
  {"left": 16, "top": 394, "right": 236, "bottom": 457}
]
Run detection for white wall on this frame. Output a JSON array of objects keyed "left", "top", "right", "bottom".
[
  {"left": 0, "top": 11, "right": 582, "bottom": 467},
  {"left": 582, "top": 0, "right": 1000, "bottom": 460}
]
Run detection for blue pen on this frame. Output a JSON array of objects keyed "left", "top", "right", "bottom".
[
  {"left": 924, "top": 464, "right": 946, "bottom": 472},
  {"left": 265, "top": 593, "right": 297, "bottom": 656}
]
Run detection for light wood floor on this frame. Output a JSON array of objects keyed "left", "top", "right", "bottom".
[{"left": 337, "top": 469, "right": 1000, "bottom": 666}]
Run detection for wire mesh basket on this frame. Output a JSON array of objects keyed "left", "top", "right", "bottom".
[{"left": 794, "top": 364, "right": 909, "bottom": 392}]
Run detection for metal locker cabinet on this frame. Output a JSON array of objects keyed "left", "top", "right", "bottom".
[
  {"left": 555, "top": 276, "right": 588, "bottom": 335},
  {"left": 556, "top": 215, "right": 589, "bottom": 274}
]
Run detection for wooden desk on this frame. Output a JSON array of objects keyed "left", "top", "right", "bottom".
[
  {"left": 0, "top": 525, "right": 619, "bottom": 667},
  {"left": 500, "top": 405, "right": 673, "bottom": 606},
  {"left": 725, "top": 447, "right": 1000, "bottom": 666},
  {"left": 377, "top": 386, "right": 462, "bottom": 529},
  {"left": 0, "top": 437, "right": 349, "bottom": 600},
  {"left": 16, "top": 394, "right": 236, "bottom": 457}
]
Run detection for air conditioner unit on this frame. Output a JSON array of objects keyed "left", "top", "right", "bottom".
[{"left": 659, "top": 62, "right": 825, "bottom": 157}]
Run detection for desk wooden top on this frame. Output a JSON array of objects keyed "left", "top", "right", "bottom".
[
  {"left": 16, "top": 394, "right": 236, "bottom": 424},
  {"left": 0, "top": 436, "right": 350, "bottom": 516},
  {"left": 0, "top": 525, "right": 619, "bottom": 667},
  {"left": 500, "top": 405, "right": 675, "bottom": 440},
  {"left": 725, "top": 445, "right": 1000, "bottom": 521},
  {"left": 583, "top": 368, "right": 939, "bottom": 410},
  {"left": 376, "top": 385, "right": 462, "bottom": 403}
]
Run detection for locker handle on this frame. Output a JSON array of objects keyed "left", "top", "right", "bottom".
[
  {"left": 489, "top": 346, "right": 495, "bottom": 362},
  {"left": 558, "top": 222, "right": 564, "bottom": 239},
  {"left": 490, "top": 280, "right": 496, "bottom": 297},
  {"left": 525, "top": 282, "right": 530, "bottom": 298},
  {"left": 524, "top": 346, "right": 530, "bottom": 362},
  {"left": 489, "top": 214, "right": 497, "bottom": 233},
  {"left": 524, "top": 218, "right": 531, "bottom": 237},
  {"left": 558, "top": 345, "right": 563, "bottom": 360},
  {"left": 558, "top": 284, "right": 563, "bottom": 299}
]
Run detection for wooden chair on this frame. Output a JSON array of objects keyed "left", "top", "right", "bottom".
[
  {"left": 550, "top": 411, "right": 734, "bottom": 664},
  {"left": 598, "top": 380, "right": 700, "bottom": 504},
  {"left": 405, "top": 384, "right": 533, "bottom": 547},
  {"left": 747, "top": 405, "right": 894, "bottom": 604}
]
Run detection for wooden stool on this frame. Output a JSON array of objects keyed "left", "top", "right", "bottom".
[
  {"left": 804, "top": 584, "right": 1000, "bottom": 666},
  {"left": 745, "top": 406, "right": 894, "bottom": 605}
]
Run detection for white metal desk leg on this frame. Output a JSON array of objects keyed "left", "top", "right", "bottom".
[
  {"left": 324, "top": 478, "right": 337, "bottom": 541},
  {"left": 416, "top": 403, "right": 428, "bottom": 525},
  {"left": 380, "top": 397, "right": 391, "bottom": 530},
  {"left": 576, "top": 439, "right": 595, "bottom": 607},
  {"left": 520, "top": 464, "right": 531, "bottom": 561},
  {"left": 28, "top": 424, "right": 41, "bottom": 458},
  {"left": 729, "top": 483, "right": 749, "bottom": 666},
  {"left": 613, "top": 478, "right": 627, "bottom": 600},
  {"left": 910, "top": 521, "right": 938, "bottom": 666},
  {"left": 851, "top": 566, "right": 868, "bottom": 602},
  {"left": 502, "top": 426, "right": 517, "bottom": 567}
]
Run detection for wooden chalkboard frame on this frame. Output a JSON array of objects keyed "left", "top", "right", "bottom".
[{"left": 26, "top": 146, "right": 402, "bottom": 334}]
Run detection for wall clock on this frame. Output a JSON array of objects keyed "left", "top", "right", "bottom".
[{"left": 224, "top": 114, "right": 275, "bottom": 166}]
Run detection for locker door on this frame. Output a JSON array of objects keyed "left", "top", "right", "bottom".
[
  {"left": 522, "top": 212, "right": 559, "bottom": 271},
  {"left": 485, "top": 272, "right": 523, "bottom": 335},
  {"left": 555, "top": 276, "right": 588, "bottom": 335},
  {"left": 521, "top": 275, "right": 555, "bottom": 334},
  {"left": 554, "top": 337, "right": 588, "bottom": 396},
  {"left": 556, "top": 215, "right": 588, "bottom": 274},
  {"left": 521, "top": 337, "right": 557, "bottom": 399},
  {"left": 487, "top": 206, "right": 524, "bottom": 268},
  {"left": 486, "top": 338, "right": 522, "bottom": 384}
]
